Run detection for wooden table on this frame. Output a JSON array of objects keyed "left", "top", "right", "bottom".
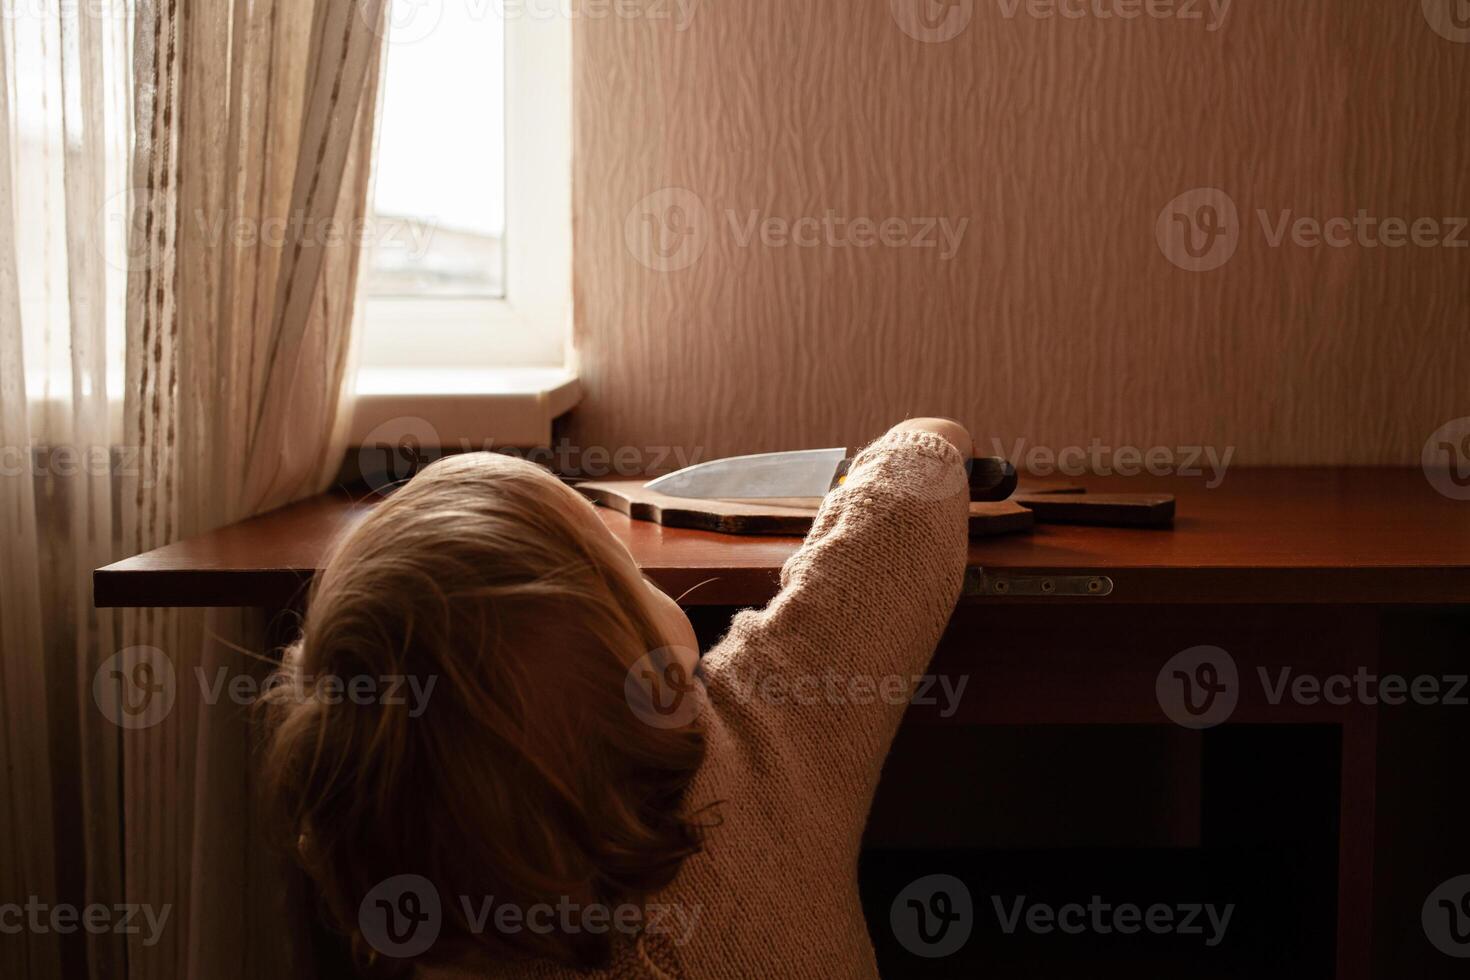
[
  {"left": 94, "top": 468, "right": 1470, "bottom": 609},
  {"left": 94, "top": 469, "right": 1470, "bottom": 979}
]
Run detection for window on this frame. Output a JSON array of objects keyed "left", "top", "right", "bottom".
[
  {"left": 369, "top": 3, "right": 506, "bottom": 298},
  {"left": 360, "top": 0, "right": 572, "bottom": 371}
]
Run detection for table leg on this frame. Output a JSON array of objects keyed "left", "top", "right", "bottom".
[{"left": 1335, "top": 706, "right": 1378, "bottom": 980}]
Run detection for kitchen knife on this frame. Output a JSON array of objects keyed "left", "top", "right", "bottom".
[{"left": 644, "top": 449, "right": 1018, "bottom": 502}]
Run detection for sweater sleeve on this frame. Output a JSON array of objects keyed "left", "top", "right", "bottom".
[{"left": 699, "top": 429, "right": 971, "bottom": 828}]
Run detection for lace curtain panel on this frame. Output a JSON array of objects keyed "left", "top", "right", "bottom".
[{"left": 0, "top": 1, "right": 388, "bottom": 976}]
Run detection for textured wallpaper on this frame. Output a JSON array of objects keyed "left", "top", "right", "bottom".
[{"left": 571, "top": 0, "right": 1469, "bottom": 468}]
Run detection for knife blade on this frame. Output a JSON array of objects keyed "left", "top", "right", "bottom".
[
  {"left": 645, "top": 448, "right": 849, "bottom": 499},
  {"left": 645, "top": 449, "right": 1018, "bottom": 502}
]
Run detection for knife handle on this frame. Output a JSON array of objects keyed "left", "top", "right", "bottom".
[
  {"left": 967, "top": 456, "right": 1018, "bottom": 502},
  {"left": 830, "top": 455, "right": 1017, "bottom": 502}
]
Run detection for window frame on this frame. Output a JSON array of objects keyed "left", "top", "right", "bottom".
[{"left": 358, "top": 6, "right": 572, "bottom": 371}]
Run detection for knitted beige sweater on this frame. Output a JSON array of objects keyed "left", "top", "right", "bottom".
[{"left": 425, "top": 430, "right": 970, "bottom": 979}]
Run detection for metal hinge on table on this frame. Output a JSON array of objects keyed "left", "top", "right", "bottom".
[{"left": 964, "top": 568, "right": 1114, "bottom": 598}]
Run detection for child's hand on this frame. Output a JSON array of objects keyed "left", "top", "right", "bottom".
[{"left": 887, "top": 417, "right": 973, "bottom": 460}]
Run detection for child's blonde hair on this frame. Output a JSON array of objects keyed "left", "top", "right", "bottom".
[{"left": 260, "top": 453, "right": 706, "bottom": 971}]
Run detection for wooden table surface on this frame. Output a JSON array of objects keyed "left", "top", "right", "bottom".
[{"left": 93, "top": 468, "right": 1470, "bottom": 608}]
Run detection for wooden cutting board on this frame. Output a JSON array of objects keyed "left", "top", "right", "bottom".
[
  {"left": 576, "top": 480, "right": 1035, "bottom": 537},
  {"left": 1014, "top": 491, "right": 1176, "bottom": 527}
]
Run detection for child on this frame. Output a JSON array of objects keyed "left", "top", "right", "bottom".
[{"left": 262, "top": 418, "right": 973, "bottom": 978}]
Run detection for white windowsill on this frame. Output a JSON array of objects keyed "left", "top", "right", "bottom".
[
  {"left": 350, "top": 366, "right": 581, "bottom": 449},
  {"left": 23, "top": 369, "right": 581, "bottom": 452}
]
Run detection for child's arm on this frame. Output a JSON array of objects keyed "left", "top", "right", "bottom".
[{"left": 701, "top": 419, "right": 972, "bottom": 825}]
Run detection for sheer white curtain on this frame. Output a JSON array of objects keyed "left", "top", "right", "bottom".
[
  {"left": 1, "top": 4, "right": 132, "bottom": 979},
  {"left": 1, "top": 1, "right": 387, "bottom": 977}
]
